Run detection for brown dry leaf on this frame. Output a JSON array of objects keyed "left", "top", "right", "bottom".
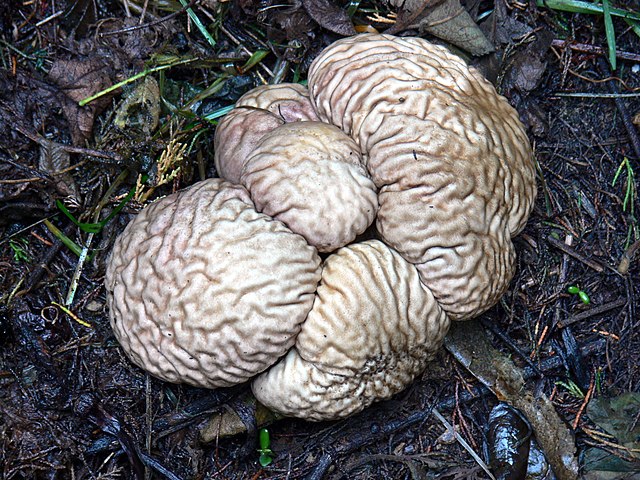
[
  {"left": 481, "top": 0, "right": 532, "bottom": 46},
  {"left": 200, "top": 397, "right": 280, "bottom": 442},
  {"left": 503, "top": 30, "right": 553, "bottom": 94},
  {"left": 48, "top": 57, "right": 113, "bottom": 144},
  {"left": 445, "top": 321, "right": 579, "bottom": 480},
  {"left": 38, "top": 139, "right": 79, "bottom": 199},
  {"left": 302, "top": 0, "right": 356, "bottom": 36},
  {"left": 386, "top": 0, "right": 493, "bottom": 56}
]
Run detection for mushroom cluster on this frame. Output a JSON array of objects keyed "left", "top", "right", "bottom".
[{"left": 105, "top": 34, "right": 537, "bottom": 421}]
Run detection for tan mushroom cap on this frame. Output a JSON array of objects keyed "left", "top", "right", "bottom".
[
  {"left": 214, "top": 108, "right": 285, "bottom": 184},
  {"left": 308, "top": 33, "right": 537, "bottom": 320},
  {"left": 235, "top": 83, "right": 319, "bottom": 122},
  {"left": 241, "top": 121, "right": 378, "bottom": 252},
  {"left": 105, "top": 179, "right": 321, "bottom": 388},
  {"left": 214, "top": 83, "right": 319, "bottom": 184},
  {"left": 252, "top": 240, "right": 450, "bottom": 421}
]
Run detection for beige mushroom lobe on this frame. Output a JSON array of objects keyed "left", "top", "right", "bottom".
[
  {"left": 105, "top": 179, "right": 321, "bottom": 388},
  {"left": 308, "top": 33, "right": 537, "bottom": 319},
  {"left": 241, "top": 121, "right": 378, "bottom": 252},
  {"left": 252, "top": 240, "right": 450, "bottom": 420}
]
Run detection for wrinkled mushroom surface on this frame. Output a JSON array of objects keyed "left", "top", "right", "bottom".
[
  {"left": 214, "top": 108, "right": 285, "bottom": 184},
  {"left": 105, "top": 179, "right": 321, "bottom": 388},
  {"left": 214, "top": 83, "right": 319, "bottom": 183},
  {"left": 107, "top": 34, "right": 537, "bottom": 422},
  {"left": 235, "top": 83, "right": 319, "bottom": 122},
  {"left": 252, "top": 240, "right": 450, "bottom": 420},
  {"left": 308, "top": 33, "right": 537, "bottom": 319},
  {"left": 241, "top": 121, "right": 378, "bottom": 252}
]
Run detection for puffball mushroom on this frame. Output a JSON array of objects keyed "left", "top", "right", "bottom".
[
  {"left": 233, "top": 83, "right": 319, "bottom": 122},
  {"left": 241, "top": 121, "right": 378, "bottom": 252},
  {"left": 105, "top": 33, "right": 537, "bottom": 422},
  {"left": 214, "top": 83, "right": 319, "bottom": 184},
  {"left": 252, "top": 240, "right": 450, "bottom": 421},
  {"left": 105, "top": 179, "right": 321, "bottom": 388},
  {"left": 216, "top": 83, "right": 378, "bottom": 252},
  {"left": 308, "top": 33, "right": 537, "bottom": 320}
]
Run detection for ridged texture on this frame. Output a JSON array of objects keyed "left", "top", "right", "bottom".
[
  {"left": 308, "top": 34, "right": 537, "bottom": 319},
  {"left": 214, "top": 84, "right": 318, "bottom": 184},
  {"left": 241, "top": 122, "right": 378, "bottom": 252},
  {"left": 252, "top": 240, "right": 450, "bottom": 420},
  {"left": 105, "top": 179, "right": 321, "bottom": 388},
  {"left": 214, "top": 108, "right": 284, "bottom": 184},
  {"left": 235, "top": 83, "right": 320, "bottom": 122}
]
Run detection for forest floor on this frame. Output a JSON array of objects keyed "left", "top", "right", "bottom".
[{"left": 1, "top": 0, "right": 639, "bottom": 479}]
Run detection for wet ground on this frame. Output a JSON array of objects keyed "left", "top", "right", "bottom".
[{"left": 1, "top": 0, "right": 639, "bottom": 478}]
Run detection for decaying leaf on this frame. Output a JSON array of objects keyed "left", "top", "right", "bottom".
[
  {"left": 200, "top": 396, "right": 281, "bottom": 443},
  {"left": 48, "top": 57, "right": 113, "bottom": 144},
  {"left": 114, "top": 76, "right": 161, "bottom": 137},
  {"left": 386, "top": 0, "right": 494, "bottom": 56},
  {"left": 445, "top": 321, "right": 579, "bottom": 480},
  {"left": 487, "top": 403, "right": 531, "bottom": 480},
  {"left": 302, "top": 0, "right": 356, "bottom": 36},
  {"left": 583, "top": 392, "right": 640, "bottom": 477},
  {"left": 502, "top": 30, "right": 554, "bottom": 95},
  {"left": 481, "top": 0, "right": 531, "bottom": 47},
  {"left": 38, "top": 139, "right": 79, "bottom": 199}
]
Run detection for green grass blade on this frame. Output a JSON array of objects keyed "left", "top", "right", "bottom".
[
  {"left": 178, "top": 0, "right": 216, "bottom": 48},
  {"left": 536, "top": 0, "right": 640, "bottom": 22},
  {"left": 625, "top": 19, "right": 640, "bottom": 39},
  {"left": 602, "top": 0, "right": 616, "bottom": 70},
  {"left": 240, "top": 50, "right": 269, "bottom": 73},
  {"left": 43, "top": 219, "right": 83, "bottom": 257}
]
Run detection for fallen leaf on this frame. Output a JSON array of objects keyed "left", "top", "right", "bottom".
[
  {"left": 114, "top": 76, "right": 161, "bottom": 137},
  {"left": 38, "top": 139, "right": 78, "bottom": 199},
  {"left": 481, "top": 0, "right": 531, "bottom": 46},
  {"left": 487, "top": 403, "right": 531, "bottom": 479},
  {"left": 502, "top": 30, "right": 554, "bottom": 95},
  {"left": 48, "top": 57, "right": 113, "bottom": 144},
  {"left": 302, "top": 0, "right": 356, "bottom": 36},
  {"left": 386, "top": 0, "right": 494, "bottom": 56}
]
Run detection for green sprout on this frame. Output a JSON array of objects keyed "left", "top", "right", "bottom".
[
  {"left": 257, "top": 428, "right": 273, "bottom": 467},
  {"left": 556, "top": 379, "right": 585, "bottom": 399},
  {"left": 612, "top": 157, "right": 638, "bottom": 248},
  {"left": 9, "top": 238, "right": 30, "bottom": 262},
  {"left": 567, "top": 285, "right": 591, "bottom": 305}
]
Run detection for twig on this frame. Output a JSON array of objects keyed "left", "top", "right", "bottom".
[
  {"left": 598, "top": 58, "right": 640, "bottom": 161},
  {"left": 572, "top": 375, "right": 594, "bottom": 429},
  {"left": 100, "top": 0, "right": 198, "bottom": 36},
  {"left": 14, "top": 123, "right": 124, "bottom": 163},
  {"left": 557, "top": 298, "right": 627, "bottom": 328},
  {"left": 79, "top": 58, "right": 197, "bottom": 107},
  {"left": 219, "top": 24, "right": 274, "bottom": 79},
  {"left": 432, "top": 408, "right": 495, "bottom": 480},
  {"left": 554, "top": 92, "right": 640, "bottom": 98},
  {"left": 546, "top": 235, "right": 605, "bottom": 272},
  {"left": 551, "top": 39, "right": 640, "bottom": 63}
]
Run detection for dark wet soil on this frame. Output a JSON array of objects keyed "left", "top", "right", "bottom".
[{"left": 1, "top": 1, "right": 639, "bottom": 479}]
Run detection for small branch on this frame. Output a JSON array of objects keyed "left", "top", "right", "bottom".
[
  {"left": 546, "top": 235, "right": 605, "bottom": 273},
  {"left": 557, "top": 298, "right": 627, "bottom": 328},
  {"left": 551, "top": 39, "right": 640, "bottom": 63}
]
